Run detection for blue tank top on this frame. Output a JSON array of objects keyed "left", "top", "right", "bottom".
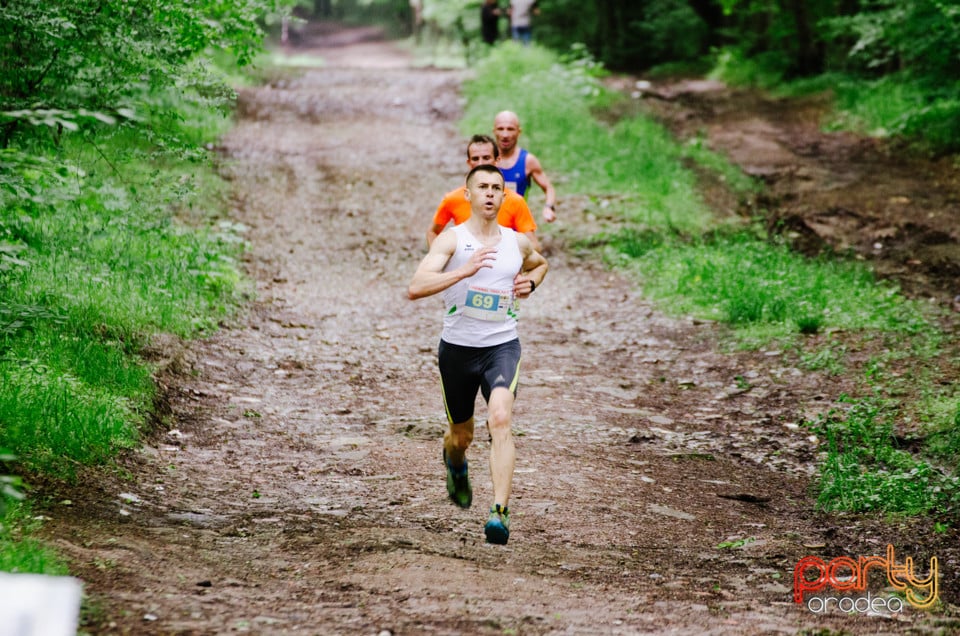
[{"left": 500, "top": 148, "right": 528, "bottom": 197}]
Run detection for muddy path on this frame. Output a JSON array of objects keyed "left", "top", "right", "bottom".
[
  {"left": 627, "top": 77, "right": 960, "bottom": 306},
  {"left": 40, "top": 25, "right": 958, "bottom": 635}
]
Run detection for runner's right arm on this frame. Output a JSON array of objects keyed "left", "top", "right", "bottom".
[{"left": 408, "top": 230, "right": 496, "bottom": 300}]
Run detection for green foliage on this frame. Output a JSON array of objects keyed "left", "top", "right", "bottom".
[
  {"left": 398, "top": 0, "right": 960, "bottom": 148},
  {"left": 315, "top": 0, "right": 415, "bottom": 37},
  {"left": 716, "top": 536, "right": 755, "bottom": 549},
  {"left": 0, "top": 136, "right": 248, "bottom": 476},
  {"left": 0, "top": 0, "right": 256, "bottom": 573},
  {"left": 422, "top": 0, "right": 473, "bottom": 30},
  {"left": 0, "top": 451, "right": 24, "bottom": 518},
  {"left": 0, "top": 0, "right": 254, "bottom": 490},
  {"left": 0, "top": 0, "right": 267, "bottom": 146},
  {"left": 708, "top": 47, "right": 786, "bottom": 89},
  {"left": 536, "top": 0, "right": 708, "bottom": 70},
  {"left": 0, "top": 502, "right": 68, "bottom": 575},
  {"left": 711, "top": 0, "right": 960, "bottom": 151},
  {"left": 920, "top": 395, "right": 960, "bottom": 464},
  {"left": 628, "top": 0, "right": 709, "bottom": 65},
  {"left": 821, "top": 0, "right": 960, "bottom": 81},
  {"left": 808, "top": 397, "right": 960, "bottom": 516},
  {"left": 1, "top": 158, "right": 246, "bottom": 336},
  {"left": 462, "top": 43, "right": 716, "bottom": 233},
  {"left": 816, "top": 73, "right": 960, "bottom": 152},
  {"left": 608, "top": 230, "right": 932, "bottom": 338}
]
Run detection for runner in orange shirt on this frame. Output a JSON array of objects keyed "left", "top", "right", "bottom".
[{"left": 426, "top": 134, "right": 541, "bottom": 253}]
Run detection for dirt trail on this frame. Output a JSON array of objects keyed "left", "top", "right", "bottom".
[
  {"left": 628, "top": 78, "right": 960, "bottom": 304},
  {"left": 40, "top": 25, "right": 957, "bottom": 635}
]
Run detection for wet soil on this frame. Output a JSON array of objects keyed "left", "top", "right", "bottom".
[
  {"left": 624, "top": 77, "right": 960, "bottom": 305},
  {"left": 38, "top": 23, "right": 959, "bottom": 635}
]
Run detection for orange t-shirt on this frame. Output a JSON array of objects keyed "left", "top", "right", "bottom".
[{"left": 432, "top": 187, "right": 537, "bottom": 234}]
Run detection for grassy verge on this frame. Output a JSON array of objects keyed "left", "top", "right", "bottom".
[
  {"left": 461, "top": 42, "right": 736, "bottom": 234},
  {"left": 708, "top": 47, "right": 960, "bottom": 154},
  {"left": 811, "top": 74, "right": 960, "bottom": 154},
  {"left": 461, "top": 42, "right": 959, "bottom": 520},
  {"left": 0, "top": 85, "right": 249, "bottom": 571}
]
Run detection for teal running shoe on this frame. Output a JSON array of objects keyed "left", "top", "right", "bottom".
[
  {"left": 443, "top": 449, "right": 472, "bottom": 509},
  {"left": 484, "top": 504, "right": 510, "bottom": 545}
]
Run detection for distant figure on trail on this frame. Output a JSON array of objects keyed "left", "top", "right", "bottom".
[
  {"left": 508, "top": 0, "right": 539, "bottom": 45},
  {"left": 426, "top": 134, "right": 541, "bottom": 252},
  {"left": 410, "top": 0, "right": 424, "bottom": 41},
  {"left": 481, "top": 0, "right": 502, "bottom": 45},
  {"left": 408, "top": 164, "right": 548, "bottom": 546},
  {"left": 493, "top": 110, "right": 557, "bottom": 224}
]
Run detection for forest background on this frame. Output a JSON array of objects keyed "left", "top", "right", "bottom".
[
  {"left": 1, "top": 0, "right": 958, "bottom": 608},
  {"left": 327, "top": 0, "right": 960, "bottom": 153}
]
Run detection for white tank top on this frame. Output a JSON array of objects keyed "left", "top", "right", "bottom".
[{"left": 440, "top": 224, "right": 522, "bottom": 347}]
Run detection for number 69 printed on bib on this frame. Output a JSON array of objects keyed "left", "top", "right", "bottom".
[{"left": 463, "top": 285, "right": 512, "bottom": 321}]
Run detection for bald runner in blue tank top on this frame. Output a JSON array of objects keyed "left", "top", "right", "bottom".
[
  {"left": 492, "top": 110, "right": 557, "bottom": 223},
  {"left": 499, "top": 148, "right": 529, "bottom": 196}
]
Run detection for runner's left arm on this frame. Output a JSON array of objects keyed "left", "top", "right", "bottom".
[
  {"left": 513, "top": 234, "right": 547, "bottom": 298},
  {"left": 526, "top": 152, "right": 556, "bottom": 223}
]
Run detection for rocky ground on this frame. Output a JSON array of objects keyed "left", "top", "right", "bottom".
[{"left": 36, "top": 23, "right": 959, "bottom": 636}]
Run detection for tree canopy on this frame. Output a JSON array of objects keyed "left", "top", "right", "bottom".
[
  {"left": 0, "top": 0, "right": 278, "bottom": 148},
  {"left": 318, "top": 0, "right": 960, "bottom": 151}
]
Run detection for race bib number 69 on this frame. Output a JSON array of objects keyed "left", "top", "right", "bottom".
[{"left": 463, "top": 285, "right": 511, "bottom": 321}]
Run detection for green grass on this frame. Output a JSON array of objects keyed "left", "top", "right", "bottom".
[
  {"left": 705, "top": 36, "right": 960, "bottom": 153},
  {"left": 0, "top": 342, "right": 147, "bottom": 477},
  {"left": 0, "top": 144, "right": 247, "bottom": 478},
  {"left": 601, "top": 229, "right": 933, "bottom": 340},
  {"left": 0, "top": 79, "right": 249, "bottom": 573},
  {"left": 598, "top": 226, "right": 953, "bottom": 517},
  {"left": 3, "top": 140, "right": 248, "bottom": 339},
  {"left": 808, "top": 396, "right": 960, "bottom": 516},
  {"left": 920, "top": 395, "right": 960, "bottom": 463},
  {"left": 824, "top": 75, "right": 960, "bottom": 152},
  {"left": 730, "top": 65, "right": 960, "bottom": 154},
  {"left": 457, "top": 42, "right": 958, "bottom": 519},
  {"left": 0, "top": 502, "right": 69, "bottom": 575},
  {"left": 459, "top": 42, "right": 732, "bottom": 234}
]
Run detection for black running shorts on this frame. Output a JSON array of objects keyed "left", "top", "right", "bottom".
[{"left": 438, "top": 338, "right": 521, "bottom": 425}]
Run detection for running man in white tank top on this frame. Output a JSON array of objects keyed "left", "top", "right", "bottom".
[{"left": 408, "top": 164, "right": 548, "bottom": 545}]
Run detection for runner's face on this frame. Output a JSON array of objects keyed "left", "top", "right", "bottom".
[
  {"left": 493, "top": 117, "right": 520, "bottom": 153},
  {"left": 466, "top": 142, "right": 498, "bottom": 168},
  {"left": 465, "top": 171, "right": 504, "bottom": 218}
]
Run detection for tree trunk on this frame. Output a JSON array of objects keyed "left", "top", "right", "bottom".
[
  {"left": 787, "top": 0, "right": 823, "bottom": 75},
  {"left": 314, "top": 0, "right": 332, "bottom": 17},
  {"left": 688, "top": 0, "right": 727, "bottom": 47},
  {"left": 597, "top": 0, "right": 627, "bottom": 67}
]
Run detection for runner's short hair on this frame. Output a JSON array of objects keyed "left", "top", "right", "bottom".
[
  {"left": 466, "top": 163, "right": 504, "bottom": 186},
  {"left": 467, "top": 134, "right": 500, "bottom": 159}
]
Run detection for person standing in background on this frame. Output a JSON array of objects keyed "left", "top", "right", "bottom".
[
  {"left": 481, "top": 0, "right": 502, "bottom": 45},
  {"left": 508, "top": 0, "right": 538, "bottom": 46}
]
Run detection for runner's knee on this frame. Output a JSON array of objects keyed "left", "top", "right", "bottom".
[
  {"left": 486, "top": 405, "right": 512, "bottom": 433},
  {"left": 447, "top": 421, "right": 474, "bottom": 449}
]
